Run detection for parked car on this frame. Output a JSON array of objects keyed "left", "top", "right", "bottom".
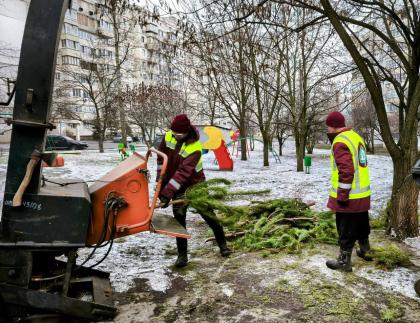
[
  {"left": 112, "top": 134, "right": 133, "bottom": 143},
  {"left": 45, "top": 135, "right": 88, "bottom": 151}
]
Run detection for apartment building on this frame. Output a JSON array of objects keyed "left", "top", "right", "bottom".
[
  {"left": 0, "top": 0, "right": 222, "bottom": 141},
  {"left": 53, "top": 1, "right": 189, "bottom": 139},
  {"left": 0, "top": 0, "right": 30, "bottom": 142},
  {"left": 53, "top": 0, "right": 117, "bottom": 139}
]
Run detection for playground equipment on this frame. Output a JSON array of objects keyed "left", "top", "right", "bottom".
[
  {"left": 118, "top": 143, "right": 137, "bottom": 161},
  {"left": 0, "top": 2, "right": 189, "bottom": 320},
  {"left": 200, "top": 126, "right": 234, "bottom": 171},
  {"left": 227, "top": 136, "right": 281, "bottom": 164}
]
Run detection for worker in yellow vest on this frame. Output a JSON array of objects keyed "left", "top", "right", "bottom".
[
  {"left": 157, "top": 114, "right": 231, "bottom": 267},
  {"left": 325, "top": 112, "right": 372, "bottom": 272}
]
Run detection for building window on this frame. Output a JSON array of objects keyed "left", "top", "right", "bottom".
[
  {"left": 72, "top": 88, "right": 82, "bottom": 97},
  {"left": 55, "top": 72, "right": 61, "bottom": 80},
  {"left": 62, "top": 55, "right": 80, "bottom": 65},
  {"left": 99, "top": 20, "right": 112, "bottom": 31},
  {"left": 65, "top": 9, "right": 77, "bottom": 20},
  {"left": 79, "top": 29, "right": 95, "bottom": 41},
  {"left": 80, "top": 60, "right": 97, "bottom": 71},
  {"left": 62, "top": 39, "right": 79, "bottom": 50},
  {"left": 63, "top": 23, "right": 79, "bottom": 36}
]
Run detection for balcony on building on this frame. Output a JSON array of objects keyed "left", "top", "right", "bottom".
[
  {"left": 145, "top": 22, "right": 158, "bottom": 34},
  {"left": 97, "top": 27, "right": 113, "bottom": 39}
]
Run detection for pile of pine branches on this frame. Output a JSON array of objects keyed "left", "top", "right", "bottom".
[{"left": 185, "top": 179, "right": 337, "bottom": 252}]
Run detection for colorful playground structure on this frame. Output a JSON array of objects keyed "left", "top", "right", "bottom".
[
  {"left": 228, "top": 130, "right": 281, "bottom": 163},
  {"left": 198, "top": 126, "right": 234, "bottom": 171},
  {"left": 118, "top": 143, "right": 137, "bottom": 161}
]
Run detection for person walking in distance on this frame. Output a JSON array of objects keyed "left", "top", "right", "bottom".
[{"left": 325, "top": 111, "right": 372, "bottom": 272}]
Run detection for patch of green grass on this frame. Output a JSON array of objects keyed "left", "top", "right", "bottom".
[
  {"left": 275, "top": 278, "right": 291, "bottom": 292},
  {"left": 379, "top": 295, "right": 404, "bottom": 322},
  {"left": 257, "top": 294, "right": 275, "bottom": 304},
  {"left": 371, "top": 201, "right": 390, "bottom": 229},
  {"left": 300, "top": 281, "right": 363, "bottom": 320},
  {"left": 369, "top": 243, "right": 411, "bottom": 269},
  {"left": 370, "top": 214, "right": 387, "bottom": 229}
]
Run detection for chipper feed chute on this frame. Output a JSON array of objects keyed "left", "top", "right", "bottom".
[{"left": 87, "top": 149, "right": 191, "bottom": 246}]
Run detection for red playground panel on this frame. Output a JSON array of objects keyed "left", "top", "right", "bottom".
[{"left": 213, "top": 141, "right": 233, "bottom": 171}]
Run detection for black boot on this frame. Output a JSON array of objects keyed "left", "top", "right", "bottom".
[
  {"left": 326, "top": 249, "right": 352, "bottom": 272},
  {"left": 356, "top": 239, "right": 373, "bottom": 261},
  {"left": 175, "top": 238, "right": 188, "bottom": 268},
  {"left": 175, "top": 254, "right": 188, "bottom": 267},
  {"left": 219, "top": 243, "right": 232, "bottom": 257}
]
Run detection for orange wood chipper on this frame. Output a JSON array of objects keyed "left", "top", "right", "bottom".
[
  {"left": 0, "top": 1, "right": 189, "bottom": 321},
  {"left": 88, "top": 148, "right": 191, "bottom": 246}
]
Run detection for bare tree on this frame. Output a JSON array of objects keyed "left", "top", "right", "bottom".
[
  {"left": 236, "top": 0, "right": 420, "bottom": 237},
  {"left": 278, "top": 5, "right": 348, "bottom": 171},
  {"left": 243, "top": 3, "right": 296, "bottom": 166},
  {"left": 54, "top": 29, "right": 130, "bottom": 152},
  {"left": 178, "top": 1, "right": 255, "bottom": 161},
  {"left": 101, "top": 1, "right": 146, "bottom": 146},
  {"left": 123, "top": 84, "right": 186, "bottom": 147},
  {"left": 278, "top": 0, "right": 420, "bottom": 238},
  {"left": 351, "top": 92, "right": 378, "bottom": 154},
  {"left": 274, "top": 108, "right": 292, "bottom": 156}
]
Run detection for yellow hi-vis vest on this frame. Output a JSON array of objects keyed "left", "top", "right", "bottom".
[
  {"left": 330, "top": 130, "right": 371, "bottom": 200},
  {"left": 165, "top": 130, "right": 203, "bottom": 172}
]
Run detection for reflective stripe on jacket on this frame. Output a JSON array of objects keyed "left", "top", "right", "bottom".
[
  {"left": 330, "top": 130, "right": 371, "bottom": 200},
  {"left": 165, "top": 130, "right": 203, "bottom": 172},
  {"left": 157, "top": 127, "right": 205, "bottom": 200}
]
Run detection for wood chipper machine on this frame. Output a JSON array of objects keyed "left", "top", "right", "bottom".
[{"left": 0, "top": 1, "right": 190, "bottom": 321}]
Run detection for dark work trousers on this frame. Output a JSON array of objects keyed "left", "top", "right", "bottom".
[
  {"left": 172, "top": 194, "right": 227, "bottom": 256},
  {"left": 336, "top": 211, "right": 370, "bottom": 251}
]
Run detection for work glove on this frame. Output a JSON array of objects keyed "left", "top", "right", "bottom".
[
  {"left": 337, "top": 199, "right": 349, "bottom": 207},
  {"left": 159, "top": 196, "right": 170, "bottom": 208},
  {"left": 337, "top": 188, "right": 350, "bottom": 207}
]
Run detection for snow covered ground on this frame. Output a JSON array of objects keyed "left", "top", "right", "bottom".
[{"left": 0, "top": 141, "right": 419, "bottom": 302}]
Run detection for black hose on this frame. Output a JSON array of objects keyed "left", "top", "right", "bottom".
[{"left": 76, "top": 192, "right": 127, "bottom": 270}]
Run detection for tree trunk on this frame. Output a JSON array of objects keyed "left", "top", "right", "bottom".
[
  {"left": 371, "top": 128, "right": 375, "bottom": 155},
  {"left": 262, "top": 134, "right": 270, "bottom": 167},
  {"left": 112, "top": 7, "right": 127, "bottom": 147},
  {"left": 250, "top": 136, "right": 255, "bottom": 151},
  {"left": 240, "top": 137, "right": 247, "bottom": 161},
  {"left": 387, "top": 156, "right": 419, "bottom": 238},
  {"left": 239, "top": 124, "right": 247, "bottom": 161},
  {"left": 277, "top": 135, "right": 284, "bottom": 156},
  {"left": 295, "top": 134, "right": 305, "bottom": 172},
  {"left": 98, "top": 133, "right": 104, "bottom": 153},
  {"left": 306, "top": 139, "right": 315, "bottom": 154}
]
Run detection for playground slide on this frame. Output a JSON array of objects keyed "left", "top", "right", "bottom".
[
  {"left": 202, "top": 126, "right": 234, "bottom": 171},
  {"left": 213, "top": 140, "right": 233, "bottom": 171}
]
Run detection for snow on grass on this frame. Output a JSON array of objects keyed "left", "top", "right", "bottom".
[
  {"left": 358, "top": 267, "right": 419, "bottom": 299},
  {"left": 0, "top": 141, "right": 418, "bottom": 297}
]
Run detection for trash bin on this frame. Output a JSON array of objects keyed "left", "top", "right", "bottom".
[{"left": 304, "top": 156, "right": 312, "bottom": 174}]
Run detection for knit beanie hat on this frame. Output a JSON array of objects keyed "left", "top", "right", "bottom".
[
  {"left": 170, "top": 114, "right": 191, "bottom": 133},
  {"left": 326, "top": 111, "right": 346, "bottom": 128}
]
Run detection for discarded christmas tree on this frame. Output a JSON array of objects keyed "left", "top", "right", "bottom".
[{"left": 184, "top": 179, "right": 337, "bottom": 252}]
